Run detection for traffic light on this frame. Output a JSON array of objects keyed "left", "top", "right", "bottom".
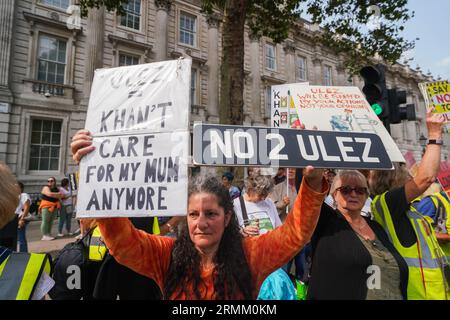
[
  {"left": 360, "top": 64, "right": 389, "bottom": 120},
  {"left": 388, "top": 89, "right": 416, "bottom": 124}
]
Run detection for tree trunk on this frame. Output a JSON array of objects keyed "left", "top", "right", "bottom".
[{"left": 219, "top": 0, "right": 246, "bottom": 126}]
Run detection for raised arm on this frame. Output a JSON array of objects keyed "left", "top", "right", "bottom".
[
  {"left": 96, "top": 217, "right": 175, "bottom": 291},
  {"left": 41, "top": 186, "right": 61, "bottom": 198},
  {"left": 70, "top": 130, "right": 175, "bottom": 290},
  {"left": 405, "top": 110, "right": 444, "bottom": 203},
  {"left": 243, "top": 166, "right": 327, "bottom": 292}
]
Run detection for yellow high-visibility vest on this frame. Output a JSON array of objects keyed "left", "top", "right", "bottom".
[
  {"left": 0, "top": 252, "right": 51, "bottom": 300},
  {"left": 153, "top": 216, "right": 160, "bottom": 235},
  {"left": 427, "top": 193, "right": 450, "bottom": 263},
  {"left": 372, "top": 192, "right": 449, "bottom": 300},
  {"left": 88, "top": 226, "right": 107, "bottom": 262}
]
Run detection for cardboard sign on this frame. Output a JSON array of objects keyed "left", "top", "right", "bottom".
[
  {"left": 419, "top": 80, "right": 450, "bottom": 132},
  {"left": 193, "top": 123, "right": 392, "bottom": 170},
  {"left": 271, "top": 85, "right": 404, "bottom": 162},
  {"left": 77, "top": 59, "right": 191, "bottom": 218}
]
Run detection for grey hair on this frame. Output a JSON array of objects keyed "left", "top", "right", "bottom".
[
  {"left": 330, "top": 170, "right": 369, "bottom": 196},
  {"left": 244, "top": 175, "right": 274, "bottom": 195}
]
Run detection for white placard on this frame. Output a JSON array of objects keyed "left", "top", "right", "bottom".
[
  {"left": 271, "top": 84, "right": 404, "bottom": 162},
  {"left": 270, "top": 82, "right": 309, "bottom": 129},
  {"left": 77, "top": 59, "right": 191, "bottom": 218},
  {"left": 85, "top": 59, "right": 190, "bottom": 135}
]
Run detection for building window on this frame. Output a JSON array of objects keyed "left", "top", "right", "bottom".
[
  {"left": 37, "top": 34, "right": 67, "bottom": 84},
  {"left": 190, "top": 68, "right": 198, "bottom": 106},
  {"left": 324, "top": 65, "right": 333, "bottom": 86},
  {"left": 120, "top": 0, "right": 141, "bottom": 30},
  {"left": 119, "top": 53, "right": 140, "bottom": 66},
  {"left": 40, "top": 0, "right": 70, "bottom": 10},
  {"left": 296, "top": 56, "right": 307, "bottom": 81},
  {"left": 29, "top": 119, "right": 62, "bottom": 171},
  {"left": 265, "top": 44, "right": 276, "bottom": 71},
  {"left": 180, "top": 12, "right": 197, "bottom": 47}
]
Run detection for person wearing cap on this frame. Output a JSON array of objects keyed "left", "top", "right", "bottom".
[{"left": 222, "top": 171, "right": 241, "bottom": 201}]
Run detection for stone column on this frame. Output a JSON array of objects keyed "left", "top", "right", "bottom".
[
  {"left": 206, "top": 14, "right": 220, "bottom": 123},
  {"left": 249, "top": 32, "right": 262, "bottom": 123},
  {"left": 0, "top": 0, "right": 16, "bottom": 162},
  {"left": 336, "top": 64, "right": 347, "bottom": 86},
  {"left": 155, "top": 0, "right": 171, "bottom": 61},
  {"left": 83, "top": 7, "right": 105, "bottom": 100},
  {"left": 283, "top": 40, "right": 296, "bottom": 83},
  {"left": 312, "top": 56, "right": 322, "bottom": 85}
]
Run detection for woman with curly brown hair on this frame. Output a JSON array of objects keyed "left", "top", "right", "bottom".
[{"left": 71, "top": 129, "right": 328, "bottom": 299}]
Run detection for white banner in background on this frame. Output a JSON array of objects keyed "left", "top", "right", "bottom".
[{"left": 77, "top": 59, "right": 191, "bottom": 218}]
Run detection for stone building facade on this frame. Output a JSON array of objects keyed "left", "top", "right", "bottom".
[{"left": 0, "top": 0, "right": 448, "bottom": 192}]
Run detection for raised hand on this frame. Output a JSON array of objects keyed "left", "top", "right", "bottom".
[
  {"left": 71, "top": 129, "right": 95, "bottom": 165},
  {"left": 425, "top": 108, "right": 444, "bottom": 140}
]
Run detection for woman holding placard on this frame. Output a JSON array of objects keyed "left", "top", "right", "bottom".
[{"left": 71, "top": 129, "right": 328, "bottom": 299}]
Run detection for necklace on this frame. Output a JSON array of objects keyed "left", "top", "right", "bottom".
[
  {"left": 348, "top": 218, "right": 372, "bottom": 240},
  {"left": 350, "top": 218, "right": 366, "bottom": 232}
]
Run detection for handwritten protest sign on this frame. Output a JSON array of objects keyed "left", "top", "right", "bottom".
[
  {"left": 77, "top": 59, "right": 191, "bottom": 218},
  {"left": 271, "top": 82, "right": 308, "bottom": 129},
  {"left": 271, "top": 85, "right": 404, "bottom": 162},
  {"left": 270, "top": 82, "right": 309, "bottom": 179},
  {"left": 419, "top": 80, "right": 450, "bottom": 132}
]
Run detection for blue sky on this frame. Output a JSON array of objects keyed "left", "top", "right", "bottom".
[
  {"left": 402, "top": 0, "right": 450, "bottom": 80},
  {"left": 297, "top": 0, "right": 450, "bottom": 80}
]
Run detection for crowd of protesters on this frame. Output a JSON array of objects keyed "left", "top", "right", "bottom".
[{"left": 0, "top": 109, "right": 449, "bottom": 300}]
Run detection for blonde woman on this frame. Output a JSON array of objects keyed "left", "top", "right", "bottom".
[{"left": 308, "top": 170, "right": 408, "bottom": 300}]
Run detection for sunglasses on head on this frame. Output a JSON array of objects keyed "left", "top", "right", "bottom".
[{"left": 336, "top": 186, "right": 367, "bottom": 195}]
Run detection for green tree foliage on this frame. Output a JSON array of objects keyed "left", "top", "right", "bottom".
[
  {"left": 305, "top": 0, "right": 414, "bottom": 73},
  {"left": 79, "top": 0, "right": 128, "bottom": 17},
  {"left": 79, "top": 0, "right": 414, "bottom": 125}
]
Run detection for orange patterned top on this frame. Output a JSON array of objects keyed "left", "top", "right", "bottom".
[{"left": 97, "top": 179, "right": 328, "bottom": 299}]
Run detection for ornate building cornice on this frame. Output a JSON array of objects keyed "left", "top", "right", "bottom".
[
  {"left": 283, "top": 40, "right": 296, "bottom": 55},
  {"left": 108, "top": 35, "right": 153, "bottom": 61},
  {"left": 206, "top": 13, "right": 221, "bottom": 29},
  {"left": 23, "top": 11, "right": 82, "bottom": 37},
  {"left": 155, "top": 0, "right": 172, "bottom": 12},
  {"left": 248, "top": 31, "right": 261, "bottom": 42}
]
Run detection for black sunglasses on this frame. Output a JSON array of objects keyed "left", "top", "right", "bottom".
[
  {"left": 48, "top": 179, "right": 55, "bottom": 183},
  {"left": 336, "top": 186, "right": 367, "bottom": 196}
]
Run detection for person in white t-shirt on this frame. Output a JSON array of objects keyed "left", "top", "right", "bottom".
[
  {"left": 16, "top": 182, "right": 31, "bottom": 252},
  {"left": 57, "top": 178, "right": 73, "bottom": 237},
  {"left": 233, "top": 175, "right": 281, "bottom": 237}
]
